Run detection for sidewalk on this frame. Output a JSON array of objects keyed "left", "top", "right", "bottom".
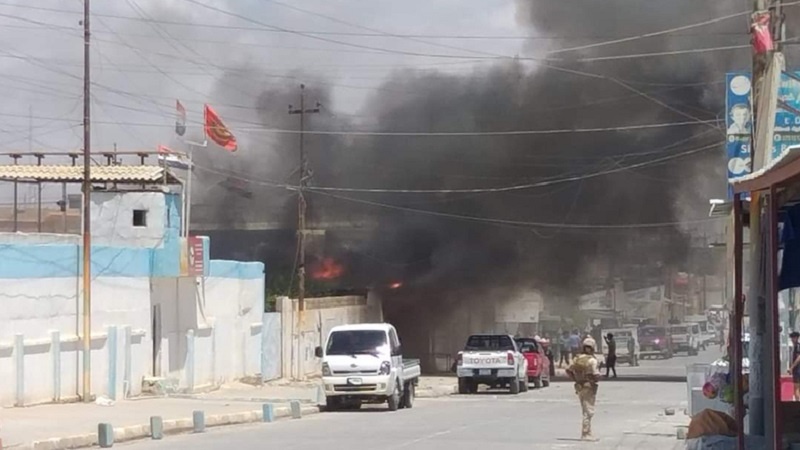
[{"left": 0, "top": 377, "right": 458, "bottom": 449}]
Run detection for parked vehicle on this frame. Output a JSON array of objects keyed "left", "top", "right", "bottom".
[
  {"left": 686, "top": 314, "right": 714, "bottom": 349},
  {"left": 601, "top": 328, "right": 640, "bottom": 366},
  {"left": 669, "top": 323, "right": 700, "bottom": 356},
  {"left": 456, "top": 334, "right": 528, "bottom": 395},
  {"left": 638, "top": 325, "right": 673, "bottom": 359},
  {"left": 316, "top": 323, "right": 421, "bottom": 411},
  {"left": 515, "top": 337, "right": 551, "bottom": 389}
]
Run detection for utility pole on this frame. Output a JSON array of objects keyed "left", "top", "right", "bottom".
[
  {"left": 81, "top": 0, "right": 93, "bottom": 403},
  {"left": 288, "top": 84, "right": 320, "bottom": 312}
]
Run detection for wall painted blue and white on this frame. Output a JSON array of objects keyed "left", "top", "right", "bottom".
[{"left": 0, "top": 191, "right": 269, "bottom": 406}]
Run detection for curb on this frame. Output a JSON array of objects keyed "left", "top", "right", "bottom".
[{"left": 15, "top": 405, "right": 319, "bottom": 450}]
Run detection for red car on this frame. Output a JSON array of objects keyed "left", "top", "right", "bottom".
[{"left": 515, "top": 337, "right": 551, "bottom": 389}]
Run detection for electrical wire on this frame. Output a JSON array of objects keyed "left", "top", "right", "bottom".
[
  {"left": 303, "top": 141, "right": 721, "bottom": 194},
  {"left": 307, "top": 189, "right": 723, "bottom": 230}
]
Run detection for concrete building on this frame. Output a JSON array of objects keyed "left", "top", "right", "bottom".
[{"left": 0, "top": 163, "right": 270, "bottom": 406}]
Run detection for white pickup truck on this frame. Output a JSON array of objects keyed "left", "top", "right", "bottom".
[
  {"left": 315, "top": 323, "right": 421, "bottom": 411},
  {"left": 455, "top": 334, "right": 528, "bottom": 395}
]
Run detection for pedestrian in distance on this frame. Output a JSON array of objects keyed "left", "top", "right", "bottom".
[
  {"left": 603, "top": 333, "right": 617, "bottom": 378},
  {"left": 551, "top": 332, "right": 562, "bottom": 367},
  {"left": 560, "top": 331, "right": 571, "bottom": 367},
  {"left": 542, "top": 336, "right": 556, "bottom": 378},
  {"left": 627, "top": 334, "right": 636, "bottom": 366},
  {"left": 569, "top": 329, "right": 581, "bottom": 363},
  {"left": 788, "top": 331, "right": 800, "bottom": 401},
  {"left": 566, "top": 337, "right": 601, "bottom": 441}
]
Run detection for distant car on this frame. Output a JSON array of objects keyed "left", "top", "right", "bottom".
[
  {"left": 669, "top": 324, "right": 700, "bottom": 356},
  {"left": 515, "top": 337, "right": 551, "bottom": 389},
  {"left": 639, "top": 325, "right": 673, "bottom": 359}
]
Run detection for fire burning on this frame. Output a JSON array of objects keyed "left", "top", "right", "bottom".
[
  {"left": 311, "top": 257, "right": 345, "bottom": 280},
  {"left": 389, "top": 282, "right": 403, "bottom": 290}
]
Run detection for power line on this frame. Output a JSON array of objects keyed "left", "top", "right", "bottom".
[
  {"left": 303, "top": 141, "right": 721, "bottom": 194},
  {"left": 0, "top": 2, "right": 749, "bottom": 41},
  {"left": 0, "top": 108, "right": 722, "bottom": 136},
  {"left": 308, "top": 189, "right": 723, "bottom": 230}
]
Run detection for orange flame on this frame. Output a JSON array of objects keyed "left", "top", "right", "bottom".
[
  {"left": 311, "top": 257, "right": 345, "bottom": 280},
  {"left": 389, "top": 282, "right": 403, "bottom": 289}
]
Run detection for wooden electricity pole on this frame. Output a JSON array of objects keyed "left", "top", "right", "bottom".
[
  {"left": 81, "top": 0, "right": 93, "bottom": 403},
  {"left": 289, "top": 84, "right": 320, "bottom": 311}
]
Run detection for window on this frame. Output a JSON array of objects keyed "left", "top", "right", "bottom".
[
  {"left": 325, "top": 330, "right": 388, "bottom": 356},
  {"left": 133, "top": 209, "right": 148, "bottom": 227},
  {"left": 465, "top": 335, "right": 515, "bottom": 351}
]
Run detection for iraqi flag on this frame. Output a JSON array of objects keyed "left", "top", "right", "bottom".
[
  {"left": 204, "top": 104, "right": 237, "bottom": 152},
  {"left": 175, "top": 100, "right": 186, "bottom": 137},
  {"left": 157, "top": 145, "right": 190, "bottom": 170}
]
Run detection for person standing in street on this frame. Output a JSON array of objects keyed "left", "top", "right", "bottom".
[
  {"left": 627, "top": 334, "right": 636, "bottom": 366},
  {"left": 604, "top": 333, "right": 617, "bottom": 378},
  {"left": 569, "top": 329, "right": 581, "bottom": 362},
  {"left": 560, "top": 331, "right": 571, "bottom": 367},
  {"left": 787, "top": 331, "right": 800, "bottom": 401},
  {"left": 567, "top": 337, "right": 601, "bottom": 441}
]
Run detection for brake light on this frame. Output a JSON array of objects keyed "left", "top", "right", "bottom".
[
  {"left": 507, "top": 352, "right": 514, "bottom": 365},
  {"left": 530, "top": 356, "right": 538, "bottom": 368},
  {"left": 457, "top": 352, "right": 463, "bottom": 366}
]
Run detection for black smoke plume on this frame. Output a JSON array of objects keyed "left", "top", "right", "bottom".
[{"left": 199, "top": 1, "right": 756, "bottom": 366}]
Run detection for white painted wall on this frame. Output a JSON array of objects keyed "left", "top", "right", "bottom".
[
  {"left": 193, "top": 275, "right": 264, "bottom": 388},
  {"left": 0, "top": 276, "right": 151, "bottom": 406},
  {"left": 91, "top": 191, "right": 167, "bottom": 248},
  {"left": 277, "top": 295, "right": 383, "bottom": 380}
]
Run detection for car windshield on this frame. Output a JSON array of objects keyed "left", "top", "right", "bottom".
[
  {"left": 641, "top": 327, "right": 664, "bottom": 337},
  {"left": 515, "top": 339, "right": 539, "bottom": 353},
  {"left": 326, "top": 330, "right": 388, "bottom": 356},
  {"left": 670, "top": 326, "right": 687, "bottom": 334},
  {"left": 466, "top": 335, "right": 515, "bottom": 351}
]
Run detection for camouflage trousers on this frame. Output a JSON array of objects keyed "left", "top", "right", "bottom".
[{"left": 576, "top": 383, "right": 598, "bottom": 438}]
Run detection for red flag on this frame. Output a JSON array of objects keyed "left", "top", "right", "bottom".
[
  {"left": 157, "top": 144, "right": 172, "bottom": 154},
  {"left": 204, "top": 104, "right": 237, "bottom": 152}
]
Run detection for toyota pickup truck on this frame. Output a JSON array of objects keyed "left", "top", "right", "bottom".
[
  {"left": 515, "top": 337, "right": 551, "bottom": 389},
  {"left": 456, "top": 334, "right": 528, "bottom": 395},
  {"left": 315, "top": 323, "right": 421, "bottom": 411}
]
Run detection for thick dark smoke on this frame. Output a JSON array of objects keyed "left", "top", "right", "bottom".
[{"left": 199, "top": 1, "right": 757, "bottom": 365}]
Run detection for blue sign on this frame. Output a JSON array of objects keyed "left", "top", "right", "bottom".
[
  {"left": 726, "top": 73, "right": 753, "bottom": 199},
  {"left": 726, "top": 71, "right": 800, "bottom": 198},
  {"left": 774, "top": 73, "right": 800, "bottom": 158}
]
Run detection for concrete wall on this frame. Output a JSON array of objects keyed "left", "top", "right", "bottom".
[
  {"left": 0, "top": 191, "right": 274, "bottom": 406},
  {"left": 277, "top": 293, "right": 383, "bottom": 380}
]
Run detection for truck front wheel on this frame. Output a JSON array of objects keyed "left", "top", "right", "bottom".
[
  {"left": 388, "top": 382, "right": 401, "bottom": 411},
  {"left": 325, "top": 397, "right": 340, "bottom": 412}
]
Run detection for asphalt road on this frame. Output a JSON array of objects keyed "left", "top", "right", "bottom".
[{"left": 124, "top": 380, "right": 690, "bottom": 450}]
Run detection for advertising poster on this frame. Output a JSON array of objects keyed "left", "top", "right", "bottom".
[{"left": 726, "top": 71, "right": 800, "bottom": 198}]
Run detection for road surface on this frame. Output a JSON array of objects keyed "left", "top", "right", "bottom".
[
  {"left": 125, "top": 380, "right": 689, "bottom": 450},
  {"left": 596, "top": 346, "right": 723, "bottom": 378}
]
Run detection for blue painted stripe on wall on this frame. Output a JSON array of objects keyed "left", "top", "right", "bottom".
[
  {"left": 208, "top": 260, "right": 265, "bottom": 280},
  {"left": 0, "top": 244, "right": 153, "bottom": 278}
]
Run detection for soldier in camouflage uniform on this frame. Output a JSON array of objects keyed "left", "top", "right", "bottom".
[{"left": 566, "top": 337, "right": 601, "bottom": 441}]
